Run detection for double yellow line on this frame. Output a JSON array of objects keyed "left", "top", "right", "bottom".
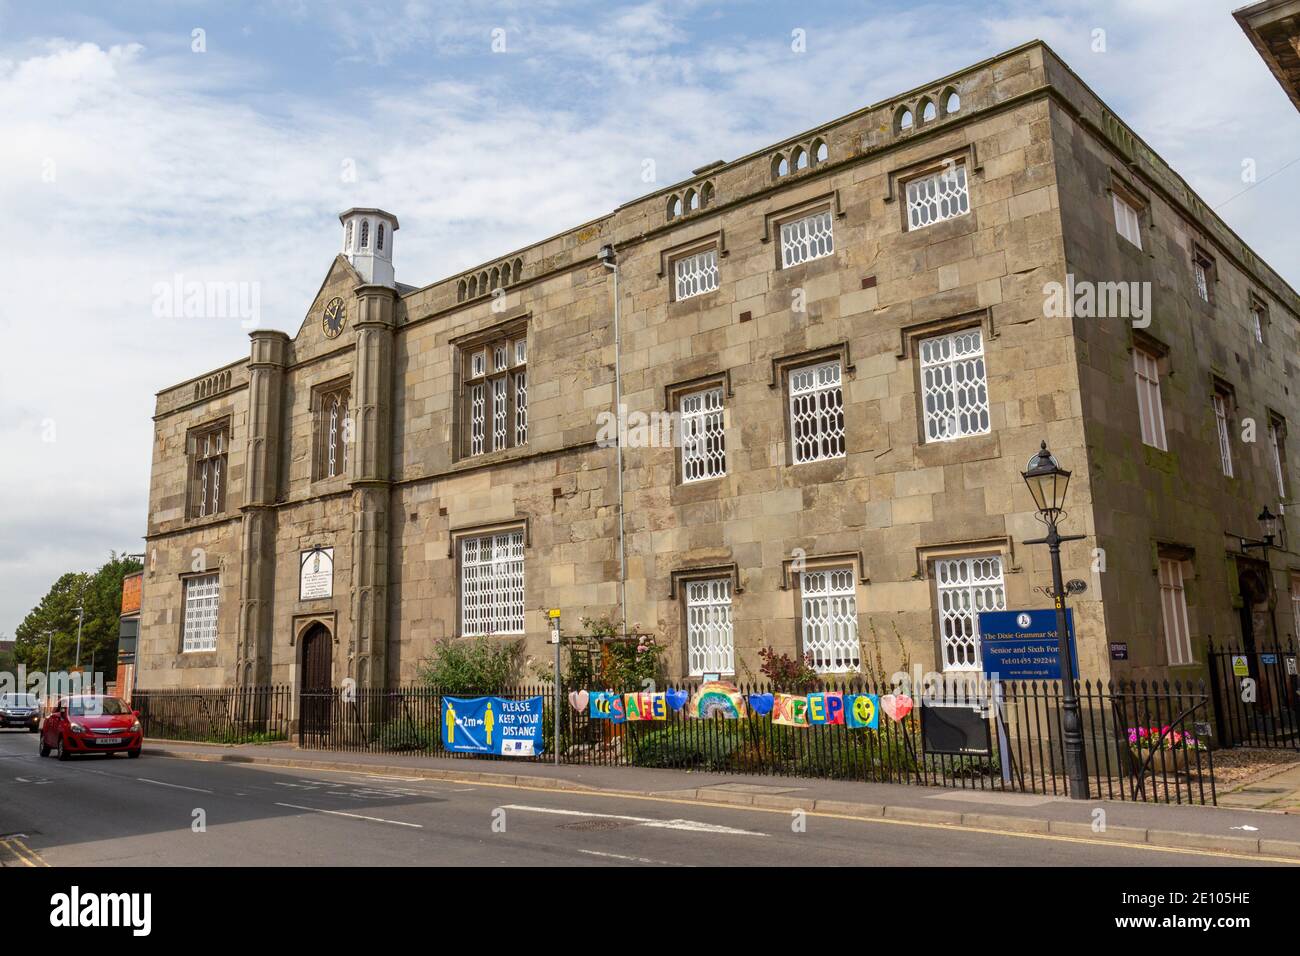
[{"left": 0, "top": 836, "right": 49, "bottom": 867}]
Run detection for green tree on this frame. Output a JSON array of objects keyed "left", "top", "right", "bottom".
[{"left": 13, "top": 553, "right": 143, "bottom": 677}]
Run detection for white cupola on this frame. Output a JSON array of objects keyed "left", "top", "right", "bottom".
[{"left": 339, "top": 207, "right": 399, "bottom": 287}]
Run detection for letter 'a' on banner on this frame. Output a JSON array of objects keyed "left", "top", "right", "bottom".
[{"left": 441, "top": 696, "right": 545, "bottom": 756}]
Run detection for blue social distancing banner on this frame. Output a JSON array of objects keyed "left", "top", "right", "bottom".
[{"left": 441, "top": 696, "right": 545, "bottom": 756}]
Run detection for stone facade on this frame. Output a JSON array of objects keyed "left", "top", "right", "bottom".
[{"left": 139, "top": 42, "right": 1300, "bottom": 694}]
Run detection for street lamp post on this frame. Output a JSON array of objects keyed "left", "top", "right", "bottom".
[
  {"left": 74, "top": 605, "right": 85, "bottom": 671},
  {"left": 1021, "top": 440, "right": 1090, "bottom": 800}
]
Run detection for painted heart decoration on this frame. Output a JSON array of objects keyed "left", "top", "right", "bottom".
[
  {"left": 880, "top": 693, "right": 914, "bottom": 722},
  {"left": 568, "top": 690, "right": 589, "bottom": 712},
  {"left": 665, "top": 689, "right": 689, "bottom": 711},
  {"left": 748, "top": 693, "right": 775, "bottom": 716}
]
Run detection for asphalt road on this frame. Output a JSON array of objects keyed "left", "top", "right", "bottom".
[{"left": 0, "top": 730, "right": 1280, "bottom": 867}]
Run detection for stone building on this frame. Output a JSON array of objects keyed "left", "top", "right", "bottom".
[
  {"left": 138, "top": 41, "right": 1300, "bottom": 696},
  {"left": 1236, "top": 0, "right": 1300, "bottom": 111}
]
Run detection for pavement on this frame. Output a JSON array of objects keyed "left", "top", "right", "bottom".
[
  {"left": 1217, "top": 761, "right": 1300, "bottom": 812},
  {"left": 4, "top": 730, "right": 1299, "bottom": 866}
]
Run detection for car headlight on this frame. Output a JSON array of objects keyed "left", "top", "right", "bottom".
[
  {"left": 68, "top": 722, "right": 86, "bottom": 734},
  {"left": 130, "top": 720, "right": 142, "bottom": 733}
]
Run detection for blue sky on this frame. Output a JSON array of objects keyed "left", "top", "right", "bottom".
[{"left": 1, "top": 0, "right": 1297, "bottom": 636}]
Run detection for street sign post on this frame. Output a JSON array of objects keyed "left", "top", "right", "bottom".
[{"left": 548, "top": 609, "right": 562, "bottom": 766}]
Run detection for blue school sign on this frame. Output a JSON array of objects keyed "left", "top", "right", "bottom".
[{"left": 978, "top": 609, "right": 1079, "bottom": 680}]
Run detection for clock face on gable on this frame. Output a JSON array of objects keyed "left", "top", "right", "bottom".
[{"left": 322, "top": 296, "right": 347, "bottom": 339}]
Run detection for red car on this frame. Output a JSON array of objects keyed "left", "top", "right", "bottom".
[{"left": 40, "top": 696, "right": 142, "bottom": 760}]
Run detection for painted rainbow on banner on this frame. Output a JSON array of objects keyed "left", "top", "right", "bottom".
[{"left": 688, "top": 680, "right": 747, "bottom": 719}]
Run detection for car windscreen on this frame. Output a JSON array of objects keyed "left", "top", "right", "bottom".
[
  {"left": 0, "top": 695, "right": 37, "bottom": 708},
  {"left": 66, "top": 698, "right": 131, "bottom": 716}
]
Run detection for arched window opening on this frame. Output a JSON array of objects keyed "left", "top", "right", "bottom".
[
  {"left": 921, "top": 99, "right": 936, "bottom": 123},
  {"left": 794, "top": 147, "right": 808, "bottom": 171},
  {"left": 359, "top": 220, "right": 369, "bottom": 250},
  {"left": 813, "top": 140, "right": 828, "bottom": 164},
  {"left": 944, "top": 89, "right": 961, "bottom": 114},
  {"left": 345, "top": 220, "right": 354, "bottom": 251},
  {"left": 513, "top": 259, "right": 523, "bottom": 282},
  {"left": 377, "top": 223, "right": 385, "bottom": 251},
  {"left": 700, "top": 182, "right": 714, "bottom": 207},
  {"left": 457, "top": 279, "right": 467, "bottom": 302},
  {"left": 897, "top": 107, "right": 914, "bottom": 132}
]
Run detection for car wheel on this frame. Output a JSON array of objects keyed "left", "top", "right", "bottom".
[
  {"left": 28, "top": 726, "right": 37, "bottom": 733},
  {"left": 127, "top": 748, "right": 141, "bottom": 759},
  {"left": 56, "top": 737, "right": 69, "bottom": 761},
  {"left": 38, "top": 738, "right": 50, "bottom": 757}
]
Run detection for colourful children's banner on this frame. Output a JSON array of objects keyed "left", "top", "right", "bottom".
[
  {"left": 577, "top": 686, "right": 891, "bottom": 733},
  {"left": 688, "top": 681, "right": 747, "bottom": 719},
  {"left": 806, "top": 692, "right": 844, "bottom": 725},
  {"left": 623, "top": 691, "right": 667, "bottom": 721},
  {"left": 589, "top": 691, "right": 617, "bottom": 720},
  {"left": 772, "top": 693, "right": 808, "bottom": 727},
  {"left": 442, "top": 696, "right": 545, "bottom": 756},
  {"left": 844, "top": 693, "right": 880, "bottom": 729}
]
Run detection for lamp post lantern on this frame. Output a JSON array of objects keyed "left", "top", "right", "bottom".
[
  {"left": 1021, "top": 440, "right": 1090, "bottom": 800},
  {"left": 1241, "top": 505, "right": 1280, "bottom": 554}
]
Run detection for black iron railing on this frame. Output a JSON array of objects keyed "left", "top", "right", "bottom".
[
  {"left": 133, "top": 685, "right": 292, "bottom": 745},
  {"left": 1207, "top": 639, "right": 1300, "bottom": 749},
  {"left": 133, "top": 679, "right": 1216, "bottom": 804}
]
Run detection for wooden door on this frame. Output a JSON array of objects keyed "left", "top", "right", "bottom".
[{"left": 300, "top": 625, "right": 332, "bottom": 740}]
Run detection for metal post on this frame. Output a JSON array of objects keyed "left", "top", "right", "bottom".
[
  {"left": 549, "top": 609, "right": 562, "bottom": 767},
  {"left": 44, "top": 631, "right": 53, "bottom": 710},
  {"left": 74, "top": 605, "right": 85, "bottom": 671},
  {"left": 1047, "top": 519, "right": 1090, "bottom": 799}
]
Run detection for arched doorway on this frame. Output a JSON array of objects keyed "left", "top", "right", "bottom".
[{"left": 299, "top": 623, "right": 333, "bottom": 742}]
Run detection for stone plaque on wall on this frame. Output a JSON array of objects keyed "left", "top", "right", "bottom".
[{"left": 300, "top": 547, "right": 334, "bottom": 601}]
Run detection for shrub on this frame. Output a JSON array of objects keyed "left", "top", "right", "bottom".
[
  {"left": 756, "top": 647, "right": 820, "bottom": 692},
  {"left": 417, "top": 636, "right": 523, "bottom": 693},
  {"left": 374, "top": 717, "right": 435, "bottom": 752},
  {"left": 628, "top": 723, "right": 746, "bottom": 770}
]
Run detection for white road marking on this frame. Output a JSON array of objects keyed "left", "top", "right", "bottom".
[
  {"left": 275, "top": 802, "right": 424, "bottom": 828},
  {"left": 136, "top": 777, "right": 213, "bottom": 794},
  {"left": 577, "top": 848, "right": 691, "bottom": 866},
  {"left": 498, "top": 804, "right": 766, "bottom": 836}
]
